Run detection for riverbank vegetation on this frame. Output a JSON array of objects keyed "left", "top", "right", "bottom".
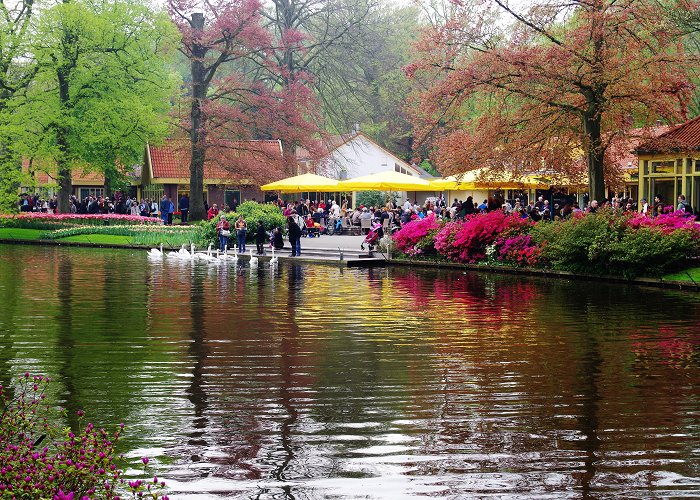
[
  {"left": 0, "top": 214, "right": 205, "bottom": 247},
  {"left": 393, "top": 211, "right": 700, "bottom": 279},
  {"left": 0, "top": 373, "right": 167, "bottom": 499}
]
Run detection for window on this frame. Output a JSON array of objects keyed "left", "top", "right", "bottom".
[
  {"left": 79, "top": 188, "right": 104, "bottom": 200},
  {"left": 695, "top": 160, "right": 700, "bottom": 173},
  {"left": 651, "top": 160, "right": 675, "bottom": 174}
]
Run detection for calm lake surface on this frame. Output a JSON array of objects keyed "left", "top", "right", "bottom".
[{"left": 1, "top": 244, "right": 700, "bottom": 498}]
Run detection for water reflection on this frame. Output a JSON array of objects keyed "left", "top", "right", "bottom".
[{"left": 1, "top": 245, "right": 700, "bottom": 498}]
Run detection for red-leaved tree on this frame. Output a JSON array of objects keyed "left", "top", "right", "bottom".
[
  {"left": 169, "top": 0, "right": 323, "bottom": 220},
  {"left": 406, "top": 0, "right": 699, "bottom": 201}
]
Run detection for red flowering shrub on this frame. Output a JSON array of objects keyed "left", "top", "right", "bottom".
[
  {"left": 495, "top": 234, "right": 543, "bottom": 267},
  {"left": 392, "top": 215, "right": 441, "bottom": 255},
  {"left": 434, "top": 211, "right": 530, "bottom": 263},
  {"left": 626, "top": 211, "right": 700, "bottom": 236},
  {"left": 0, "top": 374, "right": 168, "bottom": 499}
]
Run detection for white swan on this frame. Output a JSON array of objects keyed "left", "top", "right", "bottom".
[
  {"left": 147, "top": 243, "right": 163, "bottom": 258},
  {"left": 249, "top": 249, "right": 258, "bottom": 268},
  {"left": 177, "top": 244, "right": 191, "bottom": 259},
  {"left": 219, "top": 248, "right": 237, "bottom": 262},
  {"left": 199, "top": 244, "right": 217, "bottom": 262},
  {"left": 269, "top": 246, "right": 278, "bottom": 266}
]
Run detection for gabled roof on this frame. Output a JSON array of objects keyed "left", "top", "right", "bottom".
[
  {"left": 636, "top": 116, "right": 700, "bottom": 154},
  {"left": 299, "top": 131, "right": 429, "bottom": 178},
  {"left": 147, "top": 139, "right": 283, "bottom": 182},
  {"left": 22, "top": 158, "right": 117, "bottom": 186}
]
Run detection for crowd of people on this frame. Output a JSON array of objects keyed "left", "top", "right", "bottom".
[{"left": 17, "top": 192, "right": 190, "bottom": 223}]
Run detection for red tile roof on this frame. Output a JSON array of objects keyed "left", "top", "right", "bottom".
[
  {"left": 148, "top": 139, "right": 283, "bottom": 181},
  {"left": 22, "top": 158, "right": 107, "bottom": 185},
  {"left": 636, "top": 116, "right": 700, "bottom": 154}
]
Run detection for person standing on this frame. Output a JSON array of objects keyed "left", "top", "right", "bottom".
[
  {"left": 159, "top": 195, "right": 169, "bottom": 225},
  {"left": 287, "top": 213, "right": 302, "bottom": 256},
  {"left": 216, "top": 214, "right": 231, "bottom": 252},
  {"left": 167, "top": 197, "right": 175, "bottom": 225},
  {"left": 255, "top": 220, "right": 267, "bottom": 255},
  {"left": 235, "top": 215, "right": 247, "bottom": 253},
  {"left": 179, "top": 194, "right": 189, "bottom": 223}
]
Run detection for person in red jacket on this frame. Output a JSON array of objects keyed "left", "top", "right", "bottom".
[{"left": 207, "top": 204, "right": 219, "bottom": 221}]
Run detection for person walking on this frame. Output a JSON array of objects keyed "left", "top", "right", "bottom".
[
  {"left": 216, "top": 215, "right": 231, "bottom": 252},
  {"left": 235, "top": 215, "right": 247, "bottom": 253}
]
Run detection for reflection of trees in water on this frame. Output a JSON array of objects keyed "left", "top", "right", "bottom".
[
  {"left": 186, "top": 267, "right": 209, "bottom": 453},
  {"left": 56, "top": 255, "right": 79, "bottom": 431},
  {"left": 0, "top": 253, "right": 21, "bottom": 396}
]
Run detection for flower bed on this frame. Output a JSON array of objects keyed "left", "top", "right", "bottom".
[
  {"left": 0, "top": 213, "right": 163, "bottom": 227},
  {"left": 0, "top": 373, "right": 168, "bottom": 499},
  {"left": 39, "top": 224, "right": 205, "bottom": 246},
  {"left": 393, "top": 209, "right": 700, "bottom": 278}
]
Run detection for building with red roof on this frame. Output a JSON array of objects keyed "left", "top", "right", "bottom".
[
  {"left": 636, "top": 116, "right": 700, "bottom": 211},
  {"left": 143, "top": 138, "right": 283, "bottom": 209}
]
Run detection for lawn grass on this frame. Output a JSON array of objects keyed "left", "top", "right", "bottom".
[
  {"left": 663, "top": 267, "right": 700, "bottom": 283},
  {"left": 56, "top": 234, "right": 135, "bottom": 245},
  {"left": 0, "top": 228, "right": 45, "bottom": 241}
]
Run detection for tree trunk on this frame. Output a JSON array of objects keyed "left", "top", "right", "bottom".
[
  {"left": 281, "top": 139, "right": 297, "bottom": 176},
  {"left": 188, "top": 12, "right": 207, "bottom": 222},
  {"left": 583, "top": 108, "right": 606, "bottom": 203},
  {"left": 58, "top": 168, "right": 72, "bottom": 213}
]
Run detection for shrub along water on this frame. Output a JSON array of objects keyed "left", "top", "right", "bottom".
[
  {"left": 393, "top": 209, "right": 700, "bottom": 278},
  {"left": 204, "top": 202, "right": 286, "bottom": 245},
  {"left": 0, "top": 373, "right": 168, "bottom": 499}
]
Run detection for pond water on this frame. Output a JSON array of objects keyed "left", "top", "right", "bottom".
[{"left": 1, "top": 244, "right": 700, "bottom": 498}]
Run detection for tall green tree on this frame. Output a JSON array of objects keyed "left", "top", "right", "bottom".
[
  {"left": 0, "top": 0, "right": 37, "bottom": 212},
  {"left": 19, "top": 0, "right": 177, "bottom": 212}
]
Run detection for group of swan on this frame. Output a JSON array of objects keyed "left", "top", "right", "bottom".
[{"left": 148, "top": 243, "right": 277, "bottom": 267}]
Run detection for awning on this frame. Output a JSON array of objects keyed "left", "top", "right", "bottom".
[
  {"left": 338, "top": 170, "right": 433, "bottom": 191},
  {"left": 429, "top": 168, "right": 550, "bottom": 190},
  {"left": 261, "top": 173, "right": 340, "bottom": 192}
]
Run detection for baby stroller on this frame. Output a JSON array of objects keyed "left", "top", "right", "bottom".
[{"left": 360, "top": 220, "right": 384, "bottom": 252}]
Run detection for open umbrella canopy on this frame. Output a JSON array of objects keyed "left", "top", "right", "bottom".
[
  {"left": 338, "top": 170, "right": 432, "bottom": 191},
  {"left": 429, "top": 168, "right": 550, "bottom": 190},
  {"left": 261, "top": 173, "right": 340, "bottom": 192}
]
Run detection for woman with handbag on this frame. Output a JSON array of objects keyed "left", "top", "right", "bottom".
[{"left": 216, "top": 215, "right": 231, "bottom": 252}]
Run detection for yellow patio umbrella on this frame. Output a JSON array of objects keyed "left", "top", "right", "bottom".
[
  {"left": 338, "top": 170, "right": 432, "bottom": 191},
  {"left": 261, "top": 173, "right": 340, "bottom": 192}
]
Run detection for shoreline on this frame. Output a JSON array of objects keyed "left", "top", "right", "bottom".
[{"left": 2, "top": 238, "right": 698, "bottom": 291}]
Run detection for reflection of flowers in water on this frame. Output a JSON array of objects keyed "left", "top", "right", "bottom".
[
  {"left": 391, "top": 269, "right": 542, "bottom": 316},
  {"left": 630, "top": 326, "right": 700, "bottom": 369}
]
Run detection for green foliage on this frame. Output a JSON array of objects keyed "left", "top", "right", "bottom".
[
  {"left": 607, "top": 227, "right": 698, "bottom": 278},
  {"left": 530, "top": 212, "right": 623, "bottom": 273},
  {"left": 530, "top": 211, "right": 699, "bottom": 277},
  {"left": 204, "top": 202, "right": 286, "bottom": 243},
  {"left": 6, "top": 0, "right": 179, "bottom": 208},
  {"left": 419, "top": 159, "right": 439, "bottom": 177},
  {"left": 0, "top": 228, "right": 45, "bottom": 240},
  {"left": 356, "top": 191, "right": 386, "bottom": 208}
]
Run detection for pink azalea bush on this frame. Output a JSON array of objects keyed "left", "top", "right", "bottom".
[
  {"left": 0, "top": 374, "right": 168, "bottom": 499},
  {"left": 434, "top": 211, "right": 530, "bottom": 263},
  {"left": 392, "top": 215, "right": 441, "bottom": 255},
  {"left": 626, "top": 210, "right": 700, "bottom": 236},
  {"left": 393, "top": 208, "right": 700, "bottom": 277},
  {"left": 495, "top": 234, "right": 543, "bottom": 267}
]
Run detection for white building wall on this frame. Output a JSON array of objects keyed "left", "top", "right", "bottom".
[{"left": 323, "top": 135, "right": 419, "bottom": 180}]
